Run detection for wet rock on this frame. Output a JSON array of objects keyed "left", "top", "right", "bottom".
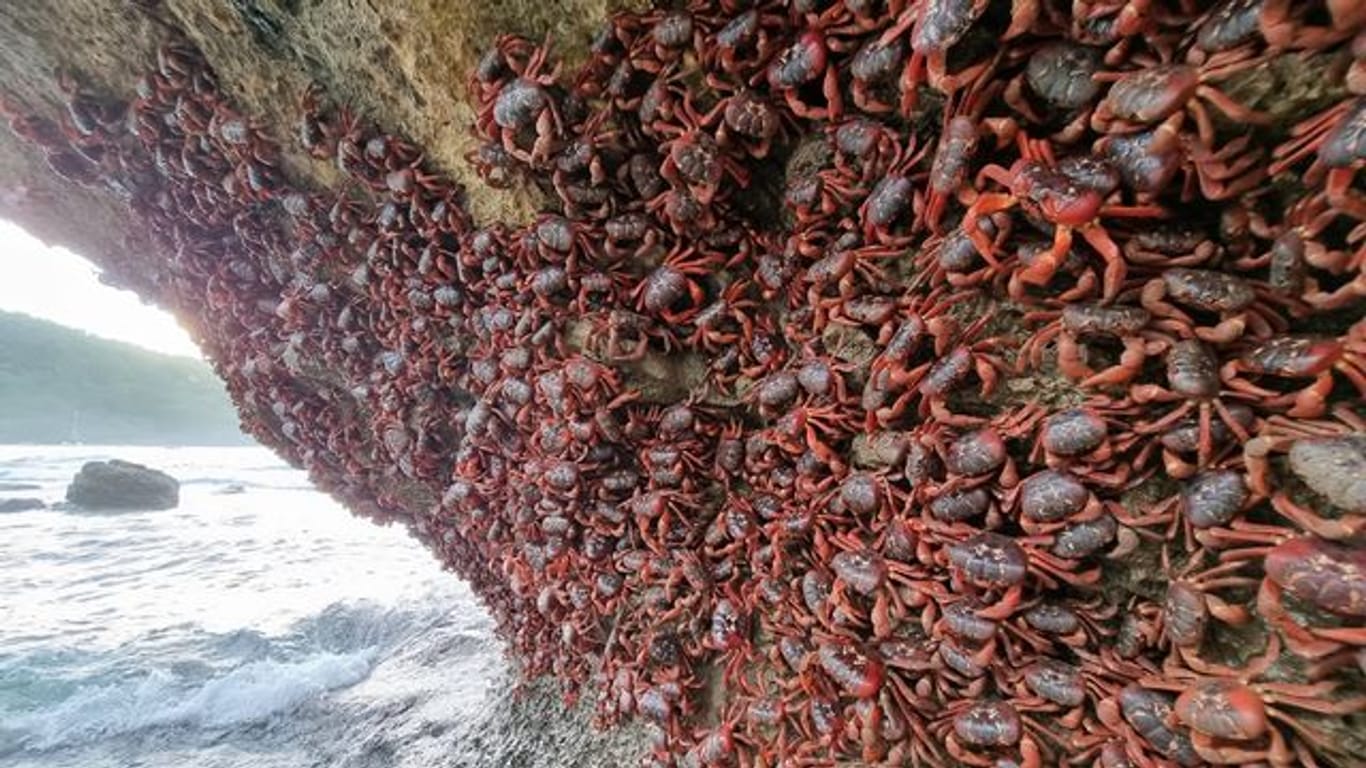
[
  {"left": 65, "top": 459, "right": 179, "bottom": 510},
  {"left": 0, "top": 497, "right": 45, "bottom": 513}
]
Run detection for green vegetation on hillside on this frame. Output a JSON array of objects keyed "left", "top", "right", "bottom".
[{"left": 0, "top": 310, "right": 250, "bottom": 445}]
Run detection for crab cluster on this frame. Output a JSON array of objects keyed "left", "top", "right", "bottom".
[{"left": 4, "top": 0, "right": 1366, "bottom": 765}]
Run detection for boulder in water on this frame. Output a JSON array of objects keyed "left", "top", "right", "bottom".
[
  {"left": 0, "top": 497, "right": 45, "bottom": 513},
  {"left": 65, "top": 459, "right": 179, "bottom": 510}
]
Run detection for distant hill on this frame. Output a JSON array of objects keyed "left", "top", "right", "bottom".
[{"left": 0, "top": 310, "right": 251, "bottom": 445}]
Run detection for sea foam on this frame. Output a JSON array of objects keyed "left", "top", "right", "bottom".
[{"left": 4, "top": 649, "right": 376, "bottom": 752}]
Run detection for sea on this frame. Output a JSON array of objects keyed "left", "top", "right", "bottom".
[{"left": 0, "top": 445, "right": 640, "bottom": 768}]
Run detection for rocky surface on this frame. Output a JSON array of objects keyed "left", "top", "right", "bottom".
[
  {"left": 0, "top": 497, "right": 45, "bottom": 513},
  {"left": 2, "top": 1, "right": 1363, "bottom": 766},
  {"left": 65, "top": 459, "right": 180, "bottom": 510},
  {"left": 0, "top": 0, "right": 643, "bottom": 277}
]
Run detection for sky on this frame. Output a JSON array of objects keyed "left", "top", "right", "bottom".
[{"left": 0, "top": 219, "right": 202, "bottom": 358}]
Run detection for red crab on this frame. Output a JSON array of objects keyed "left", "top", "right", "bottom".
[{"left": 963, "top": 135, "right": 1166, "bottom": 300}]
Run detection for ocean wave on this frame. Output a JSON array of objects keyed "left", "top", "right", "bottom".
[
  {"left": 0, "top": 446, "right": 511, "bottom": 765},
  {"left": 173, "top": 476, "right": 256, "bottom": 486},
  {"left": 0, "top": 592, "right": 482, "bottom": 754},
  {"left": 1, "top": 649, "right": 377, "bottom": 754},
  {"left": 175, "top": 476, "right": 313, "bottom": 491},
  {"left": 299, "top": 598, "right": 452, "bottom": 653}
]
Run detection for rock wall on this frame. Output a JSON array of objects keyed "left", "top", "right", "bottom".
[
  {"left": 0, "top": 1, "right": 643, "bottom": 275},
  {"left": 0, "top": 0, "right": 649, "bottom": 763}
]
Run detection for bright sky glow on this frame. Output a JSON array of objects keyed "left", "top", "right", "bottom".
[{"left": 0, "top": 219, "right": 202, "bottom": 358}]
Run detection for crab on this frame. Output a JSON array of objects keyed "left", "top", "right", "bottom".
[
  {"left": 913, "top": 217, "right": 1015, "bottom": 292},
  {"left": 634, "top": 9, "right": 702, "bottom": 73},
  {"left": 657, "top": 92, "right": 750, "bottom": 205},
  {"left": 648, "top": 186, "right": 719, "bottom": 237},
  {"left": 709, "top": 90, "right": 786, "bottom": 159},
  {"left": 947, "top": 530, "right": 1101, "bottom": 617},
  {"left": 1271, "top": 96, "right": 1366, "bottom": 222},
  {"left": 826, "top": 117, "right": 909, "bottom": 188},
  {"left": 765, "top": 30, "right": 847, "bottom": 120},
  {"left": 1156, "top": 406, "right": 1258, "bottom": 481},
  {"left": 858, "top": 137, "right": 933, "bottom": 245},
  {"left": 821, "top": 533, "right": 923, "bottom": 640},
  {"left": 1003, "top": 41, "right": 1104, "bottom": 145},
  {"left": 1242, "top": 195, "right": 1366, "bottom": 311},
  {"left": 1220, "top": 333, "right": 1366, "bottom": 418},
  {"left": 1259, "top": 537, "right": 1366, "bottom": 657},
  {"left": 1139, "top": 267, "right": 1288, "bottom": 345},
  {"left": 632, "top": 244, "right": 725, "bottom": 328},
  {"left": 1157, "top": 546, "right": 1257, "bottom": 663},
  {"left": 1097, "top": 126, "right": 1269, "bottom": 203},
  {"left": 1020, "top": 302, "right": 1172, "bottom": 387},
  {"left": 1188, "top": 0, "right": 1361, "bottom": 69},
  {"left": 1121, "top": 224, "right": 1223, "bottom": 268},
  {"left": 1010, "top": 468, "right": 1106, "bottom": 537},
  {"left": 963, "top": 135, "right": 1166, "bottom": 300},
  {"left": 703, "top": 6, "right": 786, "bottom": 85},
  {"left": 1092, "top": 60, "right": 1269, "bottom": 150},
  {"left": 1030, "top": 403, "right": 1142, "bottom": 489},
  {"left": 879, "top": 0, "right": 1003, "bottom": 113},
  {"left": 686, "top": 279, "right": 759, "bottom": 353},
  {"left": 933, "top": 699, "right": 1048, "bottom": 768},
  {"left": 923, "top": 80, "right": 1016, "bottom": 233},
  {"left": 1095, "top": 684, "right": 1203, "bottom": 767},
  {"left": 802, "top": 233, "right": 900, "bottom": 309},
  {"left": 1252, "top": 425, "right": 1366, "bottom": 542},
  {"left": 936, "top": 405, "right": 1044, "bottom": 494},
  {"left": 913, "top": 319, "right": 1012, "bottom": 427},
  {"left": 1134, "top": 340, "right": 1257, "bottom": 469},
  {"left": 1147, "top": 633, "right": 1366, "bottom": 766},
  {"left": 847, "top": 35, "right": 908, "bottom": 115},
  {"left": 1210, "top": 525, "right": 1366, "bottom": 658},
  {"left": 483, "top": 41, "right": 565, "bottom": 167},
  {"left": 861, "top": 305, "right": 960, "bottom": 428},
  {"left": 468, "top": 34, "right": 540, "bottom": 106}
]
